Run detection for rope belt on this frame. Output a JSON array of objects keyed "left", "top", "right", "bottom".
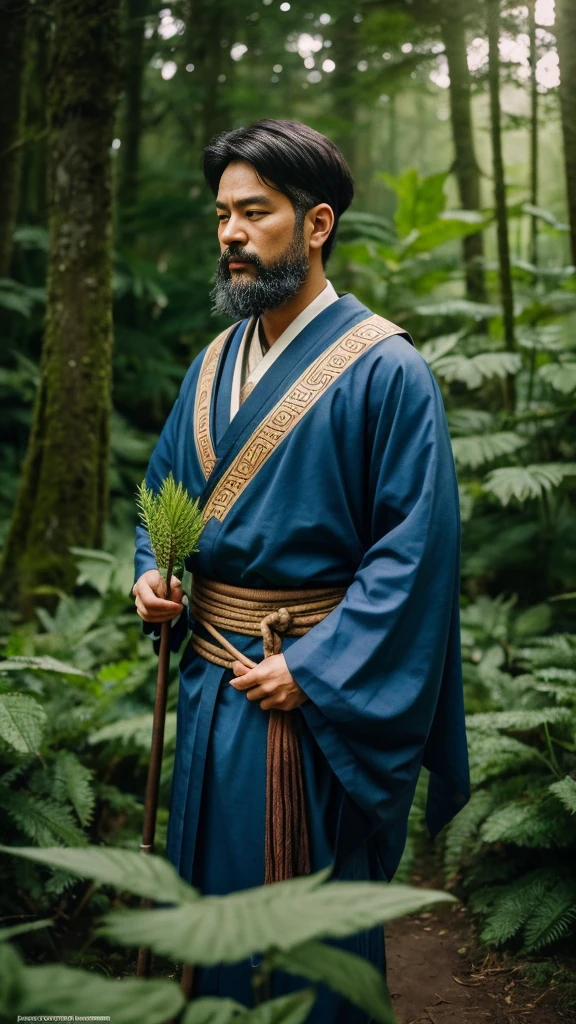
[{"left": 189, "top": 575, "right": 347, "bottom": 884}]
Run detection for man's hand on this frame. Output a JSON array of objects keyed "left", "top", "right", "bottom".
[
  {"left": 230, "top": 653, "right": 308, "bottom": 711},
  {"left": 132, "top": 569, "right": 184, "bottom": 623}
]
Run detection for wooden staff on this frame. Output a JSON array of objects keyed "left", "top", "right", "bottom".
[{"left": 136, "top": 577, "right": 173, "bottom": 980}]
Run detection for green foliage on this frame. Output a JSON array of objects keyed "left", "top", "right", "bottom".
[
  {"left": 136, "top": 472, "right": 204, "bottom": 578},
  {"left": 0, "top": 842, "right": 456, "bottom": 1024}
]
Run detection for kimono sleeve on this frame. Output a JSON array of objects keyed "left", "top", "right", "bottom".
[{"left": 283, "top": 336, "right": 469, "bottom": 844}]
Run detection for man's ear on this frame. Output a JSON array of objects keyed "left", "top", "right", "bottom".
[{"left": 307, "top": 203, "right": 334, "bottom": 252}]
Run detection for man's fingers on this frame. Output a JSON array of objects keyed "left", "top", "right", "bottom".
[{"left": 230, "top": 668, "right": 264, "bottom": 690}]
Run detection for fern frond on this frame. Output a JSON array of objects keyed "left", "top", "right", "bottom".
[
  {"left": 524, "top": 886, "right": 576, "bottom": 951},
  {"left": 549, "top": 777, "right": 576, "bottom": 815},
  {"left": 0, "top": 694, "right": 47, "bottom": 753},
  {"left": 0, "top": 790, "right": 88, "bottom": 847},
  {"left": 444, "top": 790, "right": 493, "bottom": 880},
  {"left": 484, "top": 463, "right": 576, "bottom": 505},
  {"left": 538, "top": 362, "right": 576, "bottom": 394},
  {"left": 433, "top": 351, "right": 522, "bottom": 389},
  {"left": 452, "top": 432, "right": 527, "bottom": 470},
  {"left": 466, "top": 708, "right": 571, "bottom": 731},
  {"left": 447, "top": 408, "right": 495, "bottom": 435},
  {"left": 480, "top": 869, "right": 559, "bottom": 947},
  {"left": 480, "top": 793, "right": 576, "bottom": 849},
  {"left": 52, "top": 751, "right": 95, "bottom": 826},
  {"left": 468, "top": 730, "right": 541, "bottom": 786}
]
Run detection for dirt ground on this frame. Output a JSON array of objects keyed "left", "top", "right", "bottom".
[{"left": 386, "top": 901, "right": 573, "bottom": 1024}]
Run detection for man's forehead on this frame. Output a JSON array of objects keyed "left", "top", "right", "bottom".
[{"left": 216, "top": 160, "right": 282, "bottom": 207}]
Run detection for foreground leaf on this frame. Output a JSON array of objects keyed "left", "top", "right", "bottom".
[
  {"left": 98, "top": 882, "right": 454, "bottom": 964},
  {"left": 0, "top": 918, "right": 54, "bottom": 943},
  {"left": 0, "top": 844, "right": 198, "bottom": 905},
  {"left": 19, "top": 965, "right": 184, "bottom": 1024},
  {"left": 267, "top": 940, "right": 395, "bottom": 1024},
  {"left": 182, "top": 991, "right": 317, "bottom": 1024}
]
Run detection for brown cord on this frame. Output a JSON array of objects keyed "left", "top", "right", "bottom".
[{"left": 188, "top": 575, "right": 346, "bottom": 883}]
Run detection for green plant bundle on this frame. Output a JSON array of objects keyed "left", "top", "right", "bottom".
[{"left": 135, "top": 473, "right": 204, "bottom": 581}]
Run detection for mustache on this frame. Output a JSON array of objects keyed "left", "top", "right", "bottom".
[{"left": 220, "top": 247, "right": 263, "bottom": 270}]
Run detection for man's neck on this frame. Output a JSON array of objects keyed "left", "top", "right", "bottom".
[{"left": 260, "top": 270, "right": 328, "bottom": 347}]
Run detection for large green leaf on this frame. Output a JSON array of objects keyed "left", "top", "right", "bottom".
[
  {"left": 403, "top": 212, "right": 490, "bottom": 255},
  {"left": 181, "top": 998, "right": 247, "bottom": 1024},
  {"left": 0, "top": 694, "right": 47, "bottom": 753},
  {"left": 0, "top": 918, "right": 54, "bottom": 943},
  {"left": 19, "top": 964, "right": 184, "bottom": 1024},
  {"left": 0, "top": 655, "right": 92, "bottom": 678},
  {"left": 483, "top": 463, "right": 576, "bottom": 505},
  {"left": 418, "top": 331, "right": 462, "bottom": 365},
  {"left": 97, "top": 881, "right": 454, "bottom": 965},
  {"left": 538, "top": 362, "right": 576, "bottom": 394},
  {"left": 0, "top": 942, "right": 25, "bottom": 1018},
  {"left": 267, "top": 940, "right": 395, "bottom": 1024},
  {"left": 0, "top": 844, "right": 199, "bottom": 904},
  {"left": 451, "top": 432, "right": 527, "bottom": 470},
  {"left": 241, "top": 991, "right": 316, "bottom": 1024},
  {"left": 182, "top": 991, "right": 317, "bottom": 1024},
  {"left": 433, "top": 351, "right": 522, "bottom": 389}
]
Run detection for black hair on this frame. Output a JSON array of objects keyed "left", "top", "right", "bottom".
[{"left": 201, "top": 118, "right": 355, "bottom": 266}]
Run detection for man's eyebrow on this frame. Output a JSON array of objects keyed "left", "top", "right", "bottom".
[{"left": 215, "top": 195, "right": 273, "bottom": 210}]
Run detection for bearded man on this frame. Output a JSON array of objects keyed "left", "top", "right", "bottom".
[{"left": 133, "top": 118, "right": 470, "bottom": 1020}]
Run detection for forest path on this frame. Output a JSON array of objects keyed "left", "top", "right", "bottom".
[{"left": 386, "top": 901, "right": 569, "bottom": 1024}]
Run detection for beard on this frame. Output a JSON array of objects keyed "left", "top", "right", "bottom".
[{"left": 210, "top": 221, "right": 310, "bottom": 319}]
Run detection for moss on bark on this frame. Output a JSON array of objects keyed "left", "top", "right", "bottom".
[{"left": 1, "top": 0, "right": 121, "bottom": 608}]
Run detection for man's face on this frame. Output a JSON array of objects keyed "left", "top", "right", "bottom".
[{"left": 210, "top": 159, "right": 310, "bottom": 318}]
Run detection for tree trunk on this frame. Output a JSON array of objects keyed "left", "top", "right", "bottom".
[
  {"left": 1, "top": 0, "right": 121, "bottom": 607},
  {"left": 486, "top": 0, "right": 516, "bottom": 410},
  {"left": 528, "top": 0, "right": 539, "bottom": 267},
  {"left": 441, "top": 0, "right": 487, "bottom": 302},
  {"left": 200, "top": 0, "right": 232, "bottom": 149},
  {"left": 556, "top": 0, "right": 576, "bottom": 266},
  {"left": 0, "top": 1, "right": 29, "bottom": 278},
  {"left": 117, "top": 0, "right": 147, "bottom": 243}
]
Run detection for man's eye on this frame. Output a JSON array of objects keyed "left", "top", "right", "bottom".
[
  {"left": 246, "top": 210, "right": 266, "bottom": 218},
  {"left": 218, "top": 215, "right": 229, "bottom": 222}
]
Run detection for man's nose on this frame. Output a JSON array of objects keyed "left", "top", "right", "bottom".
[{"left": 220, "top": 214, "right": 249, "bottom": 248}]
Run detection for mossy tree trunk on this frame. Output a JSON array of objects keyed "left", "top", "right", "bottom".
[
  {"left": 441, "top": 0, "right": 487, "bottom": 302},
  {"left": 0, "top": 0, "right": 29, "bottom": 278},
  {"left": 556, "top": 0, "right": 576, "bottom": 267},
  {"left": 486, "top": 0, "right": 516, "bottom": 411},
  {"left": 1, "top": 0, "right": 121, "bottom": 607}
]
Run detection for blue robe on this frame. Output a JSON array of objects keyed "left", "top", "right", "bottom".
[{"left": 134, "top": 292, "right": 470, "bottom": 1020}]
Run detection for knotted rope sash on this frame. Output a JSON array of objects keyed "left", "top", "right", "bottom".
[{"left": 189, "top": 575, "right": 346, "bottom": 884}]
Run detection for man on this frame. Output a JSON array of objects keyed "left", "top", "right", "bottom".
[{"left": 133, "top": 118, "right": 470, "bottom": 1019}]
